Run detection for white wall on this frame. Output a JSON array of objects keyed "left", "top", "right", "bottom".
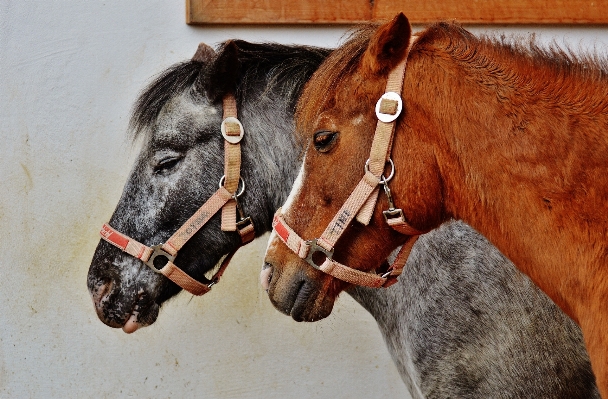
[{"left": 1, "top": 2, "right": 607, "bottom": 398}]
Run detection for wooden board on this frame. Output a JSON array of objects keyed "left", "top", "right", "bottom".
[
  {"left": 186, "top": 0, "right": 608, "bottom": 25},
  {"left": 186, "top": 0, "right": 370, "bottom": 24}
]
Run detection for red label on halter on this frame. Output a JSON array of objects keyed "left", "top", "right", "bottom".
[
  {"left": 272, "top": 216, "right": 290, "bottom": 242},
  {"left": 100, "top": 224, "right": 129, "bottom": 250}
]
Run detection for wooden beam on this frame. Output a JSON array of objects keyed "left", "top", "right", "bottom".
[
  {"left": 186, "top": 0, "right": 370, "bottom": 25},
  {"left": 187, "top": 0, "right": 608, "bottom": 25},
  {"left": 373, "top": 0, "right": 608, "bottom": 24}
]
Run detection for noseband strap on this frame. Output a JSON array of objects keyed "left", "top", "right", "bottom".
[
  {"left": 273, "top": 37, "right": 425, "bottom": 288},
  {"left": 100, "top": 92, "right": 255, "bottom": 296}
]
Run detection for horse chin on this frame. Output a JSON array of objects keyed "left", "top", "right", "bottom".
[
  {"left": 121, "top": 301, "right": 160, "bottom": 334},
  {"left": 262, "top": 261, "right": 336, "bottom": 322}
]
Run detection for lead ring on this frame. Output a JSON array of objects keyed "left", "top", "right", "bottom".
[
  {"left": 364, "top": 158, "right": 395, "bottom": 183},
  {"left": 219, "top": 176, "right": 246, "bottom": 197}
]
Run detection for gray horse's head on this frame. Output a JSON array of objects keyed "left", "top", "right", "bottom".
[{"left": 88, "top": 41, "right": 330, "bottom": 332}]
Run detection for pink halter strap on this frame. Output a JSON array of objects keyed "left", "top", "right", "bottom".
[
  {"left": 273, "top": 37, "right": 425, "bottom": 288},
  {"left": 99, "top": 93, "right": 255, "bottom": 296}
]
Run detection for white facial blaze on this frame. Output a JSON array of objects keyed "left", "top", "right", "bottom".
[
  {"left": 352, "top": 113, "right": 365, "bottom": 126},
  {"left": 281, "top": 157, "right": 305, "bottom": 214},
  {"left": 265, "top": 157, "right": 305, "bottom": 255}
]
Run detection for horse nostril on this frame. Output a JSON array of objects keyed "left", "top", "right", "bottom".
[
  {"left": 260, "top": 263, "right": 273, "bottom": 291},
  {"left": 92, "top": 279, "right": 114, "bottom": 308}
]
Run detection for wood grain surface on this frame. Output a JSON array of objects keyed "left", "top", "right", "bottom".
[{"left": 187, "top": 0, "right": 608, "bottom": 24}]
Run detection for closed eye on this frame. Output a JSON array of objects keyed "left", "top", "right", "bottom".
[
  {"left": 154, "top": 156, "right": 182, "bottom": 174},
  {"left": 313, "top": 131, "right": 339, "bottom": 153}
]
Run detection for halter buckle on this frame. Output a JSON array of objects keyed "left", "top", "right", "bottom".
[
  {"left": 236, "top": 216, "right": 253, "bottom": 229},
  {"left": 381, "top": 178, "right": 405, "bottom": 223},
  {"left": 221, "top": 117, "right": 245, "bottom": 144},
  {"left": 236, "top": 216, "right": 255, "bottom": 243},
  {"left": 304, "top": 239, "right": 334, "bottom": 270},
  {"left": 144, "top": 245, "right": 176, "bottom": 273},
  {"left": 383, "top": 208, "right": 405, "bottom": 223},
  {"left": 375, "top": 92, "right": 403, "bottom": 123}
]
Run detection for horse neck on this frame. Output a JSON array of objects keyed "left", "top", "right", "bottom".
[
  {"left": 236, "top": 69, "right": 307, "bottom": 233},
  {"left": 401, "top": 38, "right": 608, "bottom": 319}
]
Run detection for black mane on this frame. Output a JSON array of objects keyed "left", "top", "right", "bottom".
[
  {"left": 129, "top": 41, "right": 331, "bottom": 139},
  {"left": 207, "top": 40, "right": 331, "bottom": 108},
  {"left": 129, "top": 60, "right": 206, "bottom": 138}
]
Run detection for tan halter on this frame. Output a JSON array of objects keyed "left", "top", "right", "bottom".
[
  {"left": 272, "top": 38, "right": 425, "bottom": 288},
  {"left": 100, "top": 93, "right": 255, "bottom": 296}
]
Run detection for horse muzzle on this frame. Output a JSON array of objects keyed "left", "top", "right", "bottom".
[
  {"left": 88, "top": 241, "right": 163, "bottom": 331},
  {"left": 262, "top": 239, "right": 337, "bottom": 322}
]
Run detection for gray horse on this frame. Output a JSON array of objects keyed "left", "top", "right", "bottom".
[{"left": 87, "top": 40, "right": 598, "bottom": 398}]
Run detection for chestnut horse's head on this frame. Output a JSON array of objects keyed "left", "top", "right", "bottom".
[{"left": 263, "top": 14, "right": 445, "bottom": 321}]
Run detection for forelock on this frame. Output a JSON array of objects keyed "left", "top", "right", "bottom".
[
  {"left": 295, "top": 25, "right": 376, "bottom": 138},
  {"left": 129, "top": 60, "right": 207, "bottom": 141}
]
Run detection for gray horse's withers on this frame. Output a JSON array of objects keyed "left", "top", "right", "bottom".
[{"left": 87, "top": 41, "right": 598, "bottom": 397}]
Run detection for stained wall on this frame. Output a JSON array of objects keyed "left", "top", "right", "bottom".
[{"left": 0, "top": 2, "right": 607, "bottom": 398}]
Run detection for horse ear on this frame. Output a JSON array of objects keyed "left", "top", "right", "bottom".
[
  {"left": 192, "top": 42, "right": 216, "bottom": 63},
  {"left": 363, "top": 13, "right": 412, "bottom": 76},
  {"left": 208, "top": 40, "right": 241, "bottom": 102}
]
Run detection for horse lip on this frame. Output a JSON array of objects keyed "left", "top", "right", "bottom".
[
  {"left": 289, "top": 281, "right": 318, "bottom": 322},
  {"left": 122, "top": 309, "right": 141, "bottom": 334},
  {"left": 121, "top": 292, "right": 160, "bottom": 333},
  {"left": 260, "top": 263, "right": 273, "bottom": 291},
  {"left": 121, "top": 291, "right": 145, "bottom": 333}
]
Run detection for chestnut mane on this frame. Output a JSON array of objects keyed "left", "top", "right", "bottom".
[{"left": 297, "top": 21, "right": 608, "bottom": 137}]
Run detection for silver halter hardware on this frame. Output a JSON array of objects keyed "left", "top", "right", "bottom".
[
  {"left": 220, "top": 116, "right": 245, "bottom": 144},
  {"left": 365, "top": 158, "right": 395, "bottom": 182},
  {"left": 144, "top": 244, "right": 177, "bottom": 273},
  {"left": 218, "top": 175, "right": 246, "bottom": 198},
  {"left": 375, "top": 92, "right": 403, "bottom": 123},
  {"left": 304, "top": 239, "right": 335, "bottom": 269}
]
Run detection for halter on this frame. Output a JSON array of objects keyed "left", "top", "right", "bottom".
[
  {"left": 272, "top": 38, "right": 426, "bottom": 288},
  {"left": 99, "top": 93, "right": 255, "bottom": 296}
]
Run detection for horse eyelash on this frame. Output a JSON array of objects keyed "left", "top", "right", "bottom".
[
  {"left": 153, "top": 156, "right": 183, "bottom": 174},
  {"left": 313, "top": 131, "right": 339, "bottom": 152}
]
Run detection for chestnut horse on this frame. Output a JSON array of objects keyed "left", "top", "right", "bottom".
[
  {"left": 263, "top": 14, "right": 608, "bottom": 396},
  {"left": 89, "top": 39, "right": 598, "bottom": 397}
]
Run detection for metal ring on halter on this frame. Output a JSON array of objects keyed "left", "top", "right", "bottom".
[
  {"left": 219, "top": 176, "right": 246, "bottom": 198},
  {"left": 220, "top": 117, "right": 245, "bottom": 144},
  {"left": 365, "top": 158, "right": 395, "bottom": 183},
  {"left": 304, "top": 239, "right": 335, "bottom": 270},
  {"left": 375, "top": 92, "right": 403, "bottom": 123},
  {"left": 144, "top": 244, "right": 176, "bottom": 273}
]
